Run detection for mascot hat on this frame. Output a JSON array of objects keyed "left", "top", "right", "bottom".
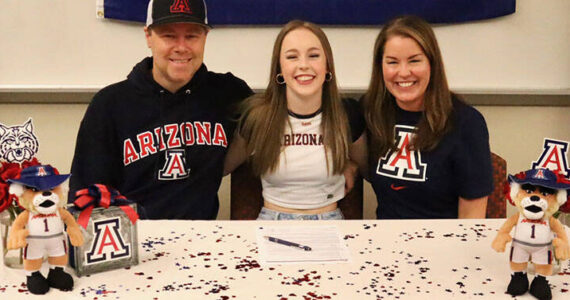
[
  {"left": 8, "top": 164, "right": 70, "bottom": 191},
  {"left": 509, "top": 168, "right": 570, "bottom": 190},
  {"left": 508, "top": 168, "right": 570, "bottom": 206}
]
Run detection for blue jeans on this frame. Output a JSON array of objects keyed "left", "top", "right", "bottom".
[{"left": 257, "top": 207, "right": 344, "bottom": 220}]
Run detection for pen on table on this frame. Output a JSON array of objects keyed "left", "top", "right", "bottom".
[{"left": 264, "top": 236, "right": 312, "bottom": 251}]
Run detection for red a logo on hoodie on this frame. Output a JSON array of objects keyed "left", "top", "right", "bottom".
[{"left": 170, "top": 0, "right": 192, "bottom": 14}]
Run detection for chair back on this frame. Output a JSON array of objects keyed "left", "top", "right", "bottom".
[
  {"left": 486, "top": 152, "right": 507, "bottom": 218},
  {"left": 230, "top": 163, "right": 263, "bottom": 220}
]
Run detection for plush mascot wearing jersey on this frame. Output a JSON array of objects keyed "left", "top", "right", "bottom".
[
  {"left": 7, "top": 165, "right": 84, "bottom": 295},
  {"left": 492, "top": 168, "right": 570, "bottom": 300}
]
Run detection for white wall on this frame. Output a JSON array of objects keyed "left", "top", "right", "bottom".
[{"left": 0, "top": 0, "right": 569, "bottom": 92}]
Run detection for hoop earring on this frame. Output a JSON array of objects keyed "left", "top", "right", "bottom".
[
  {"left": 325, "top": 72, "right": 333, "bottom": 82},
  {"left": 275, "top": 73, "right": 285, "bottom": 85}
]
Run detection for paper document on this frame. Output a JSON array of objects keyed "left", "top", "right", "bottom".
[{"left": 257, "top": 225, "right": 351, "bottom": 265}]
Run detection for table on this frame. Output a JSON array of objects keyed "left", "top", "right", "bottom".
[{"left": 1, "top": 219, "right": 569, "bottom": 299}]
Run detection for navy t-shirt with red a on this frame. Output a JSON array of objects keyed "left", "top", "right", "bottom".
[{"left": 370, "top": 97, "right": 493, "bottom": 219}]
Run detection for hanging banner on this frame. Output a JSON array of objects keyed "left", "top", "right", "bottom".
[{"left": 97, "top": 0, "right": 516, "bottom": 25}]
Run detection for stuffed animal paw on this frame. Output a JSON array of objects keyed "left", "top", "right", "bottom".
[
  {"left": 67, "top": 226, "right": 84, "bottom": 247},
  {"left": 553, "top": 237, "right": 570, "bottom": 260},
  {"left": 492, "top": 232, "right": 512, "bottom": 252},
  {"left": 7, "top": 228, "right": 29, "bottom": 250}
]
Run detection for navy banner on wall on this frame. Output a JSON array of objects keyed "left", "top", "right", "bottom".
[{"left": 99, "top": 0, "right": 516, "bottom": 25}]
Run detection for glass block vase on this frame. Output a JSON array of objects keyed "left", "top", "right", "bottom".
[{"left": 1, "top": 211, "right": 24, "bottom": 269}]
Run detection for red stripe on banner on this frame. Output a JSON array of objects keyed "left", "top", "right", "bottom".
[{"left": 24, "top": 245, "right": 28, "bottom": 259}]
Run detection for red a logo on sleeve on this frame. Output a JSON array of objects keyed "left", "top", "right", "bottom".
[
  {"left": 376, "top": 125, "right": 426, "bottom": 181},
  {"left": 532, "top": 138, "right": 569, "bottom": 178}
]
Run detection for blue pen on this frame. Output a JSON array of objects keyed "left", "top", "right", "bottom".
[{"left": 264, "top": 236, "right": 312, "bottom": 251}]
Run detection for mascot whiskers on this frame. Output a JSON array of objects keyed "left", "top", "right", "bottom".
[
  {"left": 7, "top": 164, "right": 84, "bottom": 295},
  {"left": 492, "top": 168, "right": 570, "bottom": 300}
]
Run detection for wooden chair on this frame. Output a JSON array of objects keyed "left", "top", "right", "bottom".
[
  {"left": 486, "top": 152, "right": 507, "bottom": 218},
  {"left": 230, "top": 162, "right": 363, "bottom": 220},
  {"left": 230, "top": 163, "right": 262, "bottom": 220}
]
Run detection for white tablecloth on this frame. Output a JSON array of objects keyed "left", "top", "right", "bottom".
[{"left": 1, "top": 219, "right": 569, "bottom": 299}]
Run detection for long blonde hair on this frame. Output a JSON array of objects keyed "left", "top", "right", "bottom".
[
  {"left": 239, "top": 20, "right": 350, "bottom": 176},
  {"left": 363, "top": 15, "right": 455, "bottom": 161}
]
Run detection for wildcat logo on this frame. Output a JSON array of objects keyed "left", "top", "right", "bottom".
[
  {"left": 170, "top": 0, "right": 192, "bottom": 13},
  {"left": 85, "top": 218, "right": 130, "bottom": 264},
  {"left": 0, "top": 118, "right": 39, "bottom": 163},
  {"left": 159, "top": 149, "right": 190, "bottom": 180},
  {"left": 377, "top": 125, "right": 426, "bottom": 182},
  {"left": 531, "top": 138, "right": 569, "bottom": 178}
]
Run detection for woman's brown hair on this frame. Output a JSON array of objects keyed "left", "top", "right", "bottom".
[
  {"left": 363, "top": 15, "right": 455, "bottom": 161},
  {"left": 239, "top": 20, "right": 350, "bottom": 176}
]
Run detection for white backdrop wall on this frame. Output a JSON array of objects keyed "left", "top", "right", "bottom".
[{"left": 0, "top": 0, "right": 569, "bottom": 92}]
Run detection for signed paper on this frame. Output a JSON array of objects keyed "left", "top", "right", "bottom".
[{"left": 257, "top": 225, "right": 351, "bottom": 265}]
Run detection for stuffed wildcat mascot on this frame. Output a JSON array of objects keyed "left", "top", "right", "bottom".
[
  {"left": 7, "top": 164, "right": 84, "bottom": 295},
  {"left": 492, "top": 168, "right": 570, "bottom": 300}
]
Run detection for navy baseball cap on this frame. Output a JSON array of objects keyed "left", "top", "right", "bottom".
[
  {"left": 8, "top": 165, "right": 70, "bottom": 191},
  {"left": 508, "top": 168, "right": 570, "bottom": 190},
  {"left": 146, "top": 0, "right": 211, "bottom": 29}
]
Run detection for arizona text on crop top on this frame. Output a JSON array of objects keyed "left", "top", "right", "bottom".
[{"left": 261, "top": 111, "right": 345, "bottom": 209}]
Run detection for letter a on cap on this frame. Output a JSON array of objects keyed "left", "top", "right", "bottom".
[
  {"left": 37, "top": 166, "right": 47, "bottom": 176},
  {"left": 533, "top": 169, "right": 545, "bottom": 179},
  {"left": 170, "top": 0, "right": 192, "bottom": 13}
]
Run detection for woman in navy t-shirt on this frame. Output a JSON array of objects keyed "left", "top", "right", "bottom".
[{"left": 362, "top": 15, "right": 493, "bottom": 219}]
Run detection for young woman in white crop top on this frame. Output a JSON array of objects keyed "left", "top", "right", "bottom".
[{"left": 223, "top": 20, "right": 367, "bottom": 220}]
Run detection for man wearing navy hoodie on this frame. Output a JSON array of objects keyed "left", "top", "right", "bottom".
[{"left": 70, "top": 0, "right": 252, "bottom": 219}]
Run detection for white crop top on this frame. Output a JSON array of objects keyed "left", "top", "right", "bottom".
[{"left": 261, "top": 112, "right": 345, "bottom": 209}]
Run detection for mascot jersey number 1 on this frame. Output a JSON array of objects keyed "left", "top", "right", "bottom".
[
  {"left": 492, "top": 168, "right": 570, "bottom": 300},
  {"left": 7, "top": 165, "right": 84, "bottom": 295}
]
